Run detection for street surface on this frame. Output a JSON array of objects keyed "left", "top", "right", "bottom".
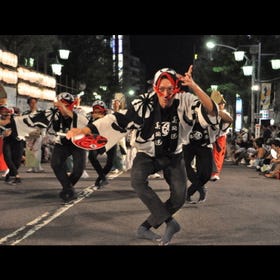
[{"left": 1, "top": 159, "right": 280, "bottom": 246}]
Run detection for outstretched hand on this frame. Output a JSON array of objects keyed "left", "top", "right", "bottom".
[
  {"left": 177, "top": 65, "right": 194, "bottom": 87},
  {"left": 66, "top": 128, "right": 83, "bottom": 139}
]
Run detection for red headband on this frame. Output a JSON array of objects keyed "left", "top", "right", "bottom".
[
  {"left": 92, "top": 105, "right": 107, "bottom": 114},
  {"left": 60, "top": 99, "right": 77, "bottom": 111},
  {"left": 153, "top": 72, "right": 181, "bottom": 98}
]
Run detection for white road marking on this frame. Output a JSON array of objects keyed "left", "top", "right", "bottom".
[
  {"left": 0, "top": 185, "right": 95, "bottom": 245},
  {"left": 0, "top": 170, "right": 125, "bottom": 245},
  {"left": 107, "top": 171, "right": 123, "bottom": 179}
]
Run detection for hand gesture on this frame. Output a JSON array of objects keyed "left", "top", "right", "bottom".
[{"left": 178, "top": 65, "right": 194, "bottom": 87}]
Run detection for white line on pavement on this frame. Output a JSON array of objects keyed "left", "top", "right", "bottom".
[
  {"left": 0, "top": 185, "right": 95, "bottom": 245},
  {"left": 0, "top": 169, "right": 126, "bottom": 245}
]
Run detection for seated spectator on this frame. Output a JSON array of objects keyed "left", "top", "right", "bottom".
[
  {"left": 247, "top": 137, "right": 268, "bottom": 170},
  {"left": 264, "top": 139, "right": 280, "bottom": 178}
]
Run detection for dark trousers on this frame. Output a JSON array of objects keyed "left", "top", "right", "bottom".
[
  {"left": 183, "top": 143, "right": 213, "bottom": 195},
  {"left": 131, "top": 152, "right": 186, "bottom": 228},
  {"left": 3, "top": 139, "right": 24, "bottom": 177},
  {"left": 51, "top": 143, "right": 86, "bottom": 190},
  {"left": 88, "top": 145, "right": 116, "bottom": 179}
]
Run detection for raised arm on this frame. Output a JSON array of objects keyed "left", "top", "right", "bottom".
[
  {"left": 219, "top": 110, "right": 233, "bottom": 123},
  {"left": 178, "top": 65, "right": 215, "bottom": 115},
  {"left": 54, "top": 100, "right": 74, "bottom": 119}
]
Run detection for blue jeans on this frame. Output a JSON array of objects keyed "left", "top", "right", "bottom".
[{"left": 131, "top": 152, "right": 186, "bottom": 228}]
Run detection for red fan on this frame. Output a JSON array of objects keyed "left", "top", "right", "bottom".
[{"left": 56, "top": 133, "right": 107, "bottom": 150}]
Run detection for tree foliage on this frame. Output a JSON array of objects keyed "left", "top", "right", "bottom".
[
  {"left": 193, "top": 35, "right": 280, "bottom": 122},
  {"left": 0, "top": 35, "right": 115, "bottom": 106},
  {"left": 0, "top": 35, "right": 61, "bottom": 65},
  {"left": 59, "top": 35, "right": 114, "bottom": 105}
]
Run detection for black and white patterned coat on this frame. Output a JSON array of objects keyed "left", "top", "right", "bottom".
[{"left": 89, "top": 91, "right": 218, "bottom": 157}]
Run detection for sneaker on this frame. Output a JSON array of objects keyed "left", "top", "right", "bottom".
[
  {"left": 198, "top": 186, "right": 207, "bottom": 203},
  {"left": 1, "top": 169, "right": 9, "bottom": 178},
  {"left": 4, "top": 174, "right": 10, "bottom": 183},
  {"left": 148, "top": 173, "right": 162, "bottom": 179},
  {"left": 26, "top": 168, "right": 33, "bottom": 173},
  {"left": 9, "top": 177, "right": 22, "bottom": 185},
  {"left": 81, "top": 170, "right": 89, "bottom": 179},
  {"left": 33, "top": 169, "right": 45, "bottom": 173},
  {"left": 59, "top": 189, "right": 78, "bottom": 203},
  {"left": 186, "top": 194, "right": 196, "bottom": 204},
  {"left": 93, "top": 177, "right": 108, "bottom": 190},
  {"left": 210, "top": 174, "right": 220, "bottom": 181},
  {"left": 93, "top": 184, "right": 101, "bottom": 190}
]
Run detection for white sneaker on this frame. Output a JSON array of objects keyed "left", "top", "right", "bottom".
[
  {"left": 148, "top": 173, "right": 162, "bottom": 179},
  {"left": 2, "top": 169, "right": 9, "bottom": 177},
  {"left": 210, "top": 175, "right": 220, "bottom": 181},
  {"left": 81, "top": 170, "right": 89, "bottom": 179}
]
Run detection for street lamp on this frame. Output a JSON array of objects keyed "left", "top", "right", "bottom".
[
  {"left": 206, "top": 42, "right": 251, "bottom": 63},
  {"left": 206, "top": 41, "right": 260, "bottom": 131},
  {"left": 270, "top": 59, "right": 280, "bottom": 70},
  {"left": 51, "top": 57, "right": 63, "bottom": 76},
  {"left": 206, "top": 41, "right": 254, "bottom": 75},
  {"left": 207, "top": 40, "right": 280, "bottom": 132},
  {"left": 216, "top": 43, "right": 280, "bottom": 106},
  {"left": 50, "top": 48, "right": 73, "bottom": 94},
  {"left": 58, "top": 49, "right": 71, "bottom": 60},
  {"left": 51, "top": 48, "right": 71, "bottom": 76}
]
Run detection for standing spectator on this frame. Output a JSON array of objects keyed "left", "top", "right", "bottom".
[
  {"left": 22, "top": 97, "right": 45, "bottom": 173},
  {"left": 110, "top": 98, "right": 127, "bottom": 173},
  {"left": 66, "top": 66, "right": 217, "bottom": 245}
]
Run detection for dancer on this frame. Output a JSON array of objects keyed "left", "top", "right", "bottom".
[
  {"left": 66, "top": 66, "right": 217, "bottom": 245},
  {"left": 49, "top": 92, "right": 89, "bottom": 202},
  {"left": 210, "top": 91, "right": 233, "bottom": 181}
]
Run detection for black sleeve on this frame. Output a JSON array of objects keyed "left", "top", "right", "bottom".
[{"left": 87, "top": 122, "right": 99, "bottom": 134}]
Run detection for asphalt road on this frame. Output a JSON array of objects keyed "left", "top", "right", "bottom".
[{"left": 1, "top": 159, "right": 280, "bottom": 246}]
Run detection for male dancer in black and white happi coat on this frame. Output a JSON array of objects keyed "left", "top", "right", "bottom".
[
  {"left": 66, "top": 65, "right": 218, "bottom": 245},
  {"left": 1, "top": 92, "right": 89, "bottom": 202}
]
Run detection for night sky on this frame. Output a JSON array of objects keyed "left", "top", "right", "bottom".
[{"left": 129, "top": 35, "right": 200, "bottom": 81}]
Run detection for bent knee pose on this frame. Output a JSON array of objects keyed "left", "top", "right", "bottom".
[{"left": 67, "top": 66, "right": 218, "bottom": 245}]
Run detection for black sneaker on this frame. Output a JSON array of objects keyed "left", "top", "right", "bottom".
[
  {"left": 186, "top": 193, "right": 196, "bottom": 204},
  {"left": 59, "top": 189, "right": 78, "bottom": 203},
  {"left": 4, "top": 174, "right": 10, "bottom": 183},
  {"left": 93, "top": 176, "right": 108, "bottom": 190},
  {"left": 198, "top": 186, "right": 207, "bottom": 203},
  {"left": 9, "top": 177, "right": 22, "bottom": 185}
]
